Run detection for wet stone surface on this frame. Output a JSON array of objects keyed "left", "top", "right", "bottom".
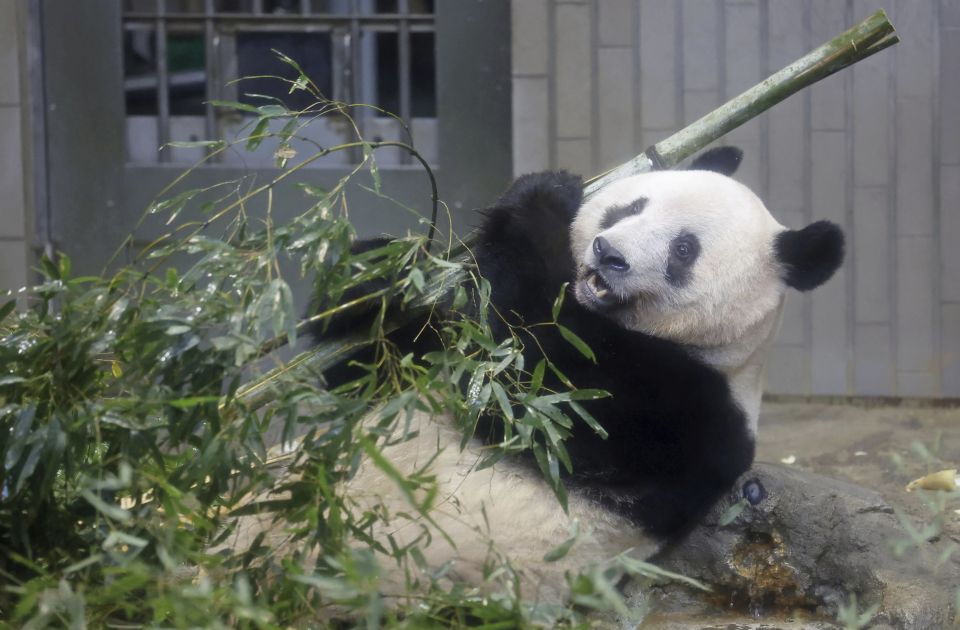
[{"left": 637, "top": 402, "right": 960, "bottom": 629}]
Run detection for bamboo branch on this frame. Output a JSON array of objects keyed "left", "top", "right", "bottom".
[
  {"left": 583, "top": 9, "right": 898, "bottom": 199},
  {"left": 230, "top": 10, "right": 898, "bottom": 413}
]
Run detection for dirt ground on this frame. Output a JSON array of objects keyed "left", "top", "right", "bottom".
[{"left": 756, "top": 400, "right": 960, "bottom": 543}]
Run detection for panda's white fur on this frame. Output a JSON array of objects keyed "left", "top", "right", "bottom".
[
  {"left": 570, "top": 170, "right": 791, "bottom": 433},
  {"left": 340, "top": 411, "right": 654, "bottom": 602},
  {"left": 235, "top": 156, "right": 843, "bottom": 606}
]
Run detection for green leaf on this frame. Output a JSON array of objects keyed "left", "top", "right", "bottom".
[
  {"left": 40, "top": 255, "right": 60, "bottom": 280},
  {"left": 363, "top": 143, "right": 382, "bottom": 194},
  {"left": 490, "top": 381, "right": 513, "bottom": 421},
  {"left": 568, "top": 401, "right": 609, "bottom": 439},
  {"left": 246, "top": 117, "right": 271, "bottom": 152},
  {"left": 208, "top": 99, "right": 263, "bottom": 114},
  {"left": 543, "top": 521, "right": 580, "bottom": 562},
  {"left": 719, "top": 497, "right": 748, "bottom": 526},
  {"left": 0, "top": 299, "right": 15, "bottom": 322},
  {"left": 530, "top": 359, "right": 546, "bottom": 395},
  {"left": 551, "top": 283, "right": 568, "bottom": 321},
  {"left": 166, "top": 139, "right": 225, "bottom": 149},
  {"left": 13, "top": 441, "right": 43, "bottom": 494},
  {"left": 4, "top": 405, "right": 36, "bottom": 470},
  {"left": 82, "top": 490, "right": 131, "bottom": 522},
  {"left": 557, "top": 324, "right": 597, "bottom": 363},
  {"left": 167, "top": 396, "right": 220, "bottom": 409},
  {"left": 296, "top": 182, "right": 329, "bottom": 198}
]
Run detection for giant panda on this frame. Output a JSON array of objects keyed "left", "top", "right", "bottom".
[{"left": 257, "top": 148, "right": 845, "bottom": 603}]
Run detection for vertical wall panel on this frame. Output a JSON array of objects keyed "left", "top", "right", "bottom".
[
  {"left": 511, "top": 0, "right": 550, "bottom": 76},
  {"left": 942, "top": 165, "right": 960, "bottom": 303},
  {"left": 765, "top": 0, "right": 807, "bottom": 219},
  {"left": 555, "top": 138, "right": 594, "bottom": 176},
  {"left": 810, "top": 130, "right": 850, "bottom": 395},
  {"left": 722, "top": 0, "right": 762, "bottom": 193},
  {"left": 939, "top": 10, "right": 960, "bottom": 165},
  {"left": 681, "top": 0, "right": 721, "bottom": 123},
  {"left": 854, "top": 324, "right": 895, "bottom": 396},
  {"left": 597, "top": 47, "right": 636, "bottom": 172},
  {"left": 894, "top": 0, "right": 935, "bottom": 237},
  {"left": 766, "top": 346, "right": 808, "bottom": 396},
  {"left": 851, "top": 32, "right": 890, "bottom": 187},
  {"left": 853, "top": 186, "right": 890, "bottom": 323},
  {"left": 554, "top": 3, "right": 593, "bottom": 141},
  {"left": 808, "top": 0, "right": 847, "bottom": 130},
  {"left": 943, "top": 303, "right": 960, "bottom": 397},
  {"left": 597, "top": 0, "right": 634, "bottom": 47},
  {"left": 896, "top": 236, "right": 936, "bottom": 380},
  {"left": 512, "top": 78, "right": 551, "bottom": 173},
  {"left": 639, "top": 0, "right": 679, "bottom": 136}
]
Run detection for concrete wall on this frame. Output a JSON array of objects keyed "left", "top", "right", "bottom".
[
  {"left": 512, "top": 0, "right": 960, "bottom": 399},
  {"left": 0, "top": 1, "right": 30, "bottom": 296}
]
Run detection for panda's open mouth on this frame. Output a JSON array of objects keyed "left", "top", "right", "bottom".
[{"left": 581, "top": 269, "right": 621, "bottom": 308}]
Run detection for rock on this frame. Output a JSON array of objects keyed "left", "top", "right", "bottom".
[{"left": 649, "top": 463, "right": 959, "bottom": 629}]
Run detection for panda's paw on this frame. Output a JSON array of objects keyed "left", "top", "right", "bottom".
[{"left": 494, "top": 170, "right": 584, "bottom": 223}]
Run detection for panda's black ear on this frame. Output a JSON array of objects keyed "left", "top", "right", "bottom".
[
  {"left": 775, "top": 221, "right": 845, "bottom": 291},
  {"left": 688, "top": 146, "right": 743, "bottom": 176}
]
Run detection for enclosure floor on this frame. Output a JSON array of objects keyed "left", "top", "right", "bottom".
[{"left": 757, "top": 400, "right": 960, "bottom": 539}]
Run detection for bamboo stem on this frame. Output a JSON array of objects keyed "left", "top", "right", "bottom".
[{"left": 582, "top": 9, "right": 897, "bottom": 200}]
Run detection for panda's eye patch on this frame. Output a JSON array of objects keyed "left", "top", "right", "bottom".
[
  {"left": 600, "top": 197, "right": 647, "bottom": 231},
  {"left": 742, "top": 479, "right": 765, "bottom": 505},
  {"left": 666, "top": 232, "right": 700, "bottom": 287}
]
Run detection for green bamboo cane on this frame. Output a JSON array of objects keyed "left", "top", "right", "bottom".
[
  {"left": 583, "top": 9, "right": 897, "bottom": 199},
  {"left": 230, "top": 9, "right": 898, "bottom": 413}
]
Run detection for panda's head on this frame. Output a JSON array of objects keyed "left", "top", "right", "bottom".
[{"left": 569, "top": 166, "right": 844, "bottom": 351}]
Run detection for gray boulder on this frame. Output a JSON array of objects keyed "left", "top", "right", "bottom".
[{"left": 649, "top": 463, "right": 958, "bottom": 629}]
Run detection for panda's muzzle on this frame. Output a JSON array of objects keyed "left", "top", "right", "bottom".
[
  {"left": 580, "top": 268, "right": 621, "bottom": 309},
  {"left": 593, "top": 237, "right": 630, "bottom": 272}
]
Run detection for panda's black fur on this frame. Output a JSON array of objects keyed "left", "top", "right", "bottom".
[{"left": 316, "top": 147, "right": 754, "bottom": 543}]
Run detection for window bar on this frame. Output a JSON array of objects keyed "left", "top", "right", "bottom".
[
  {"left": 203, "top": 0, "right": 218, "bottom": 157},
  {"left": 348, "top": 0, "right": 363, "bottom": 163},
  {"left": 253, "top": 0, "right": 264, "bottom": 15},
  {"left": 299, "top": 0, "right": 311, "bottom": 14},
  {"left": 156, "top": 0, "right": 171, "bottom": 162},
  {"left": 397, "top": 0, "right": 411, "bottom": 164}
]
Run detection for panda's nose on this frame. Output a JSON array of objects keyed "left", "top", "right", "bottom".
[{"left": 593, "top": 236, "right": 630, "bottom": 271}]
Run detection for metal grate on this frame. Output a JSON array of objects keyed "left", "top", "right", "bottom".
[{"left": 122, "top": 0, "right": 437, "bottom": 165}]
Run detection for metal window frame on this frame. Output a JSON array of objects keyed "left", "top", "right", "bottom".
[
  {"left": 37, "top": 0, "right": 510, "bottom": 279},
  {"left": 121, "top": 0, "right": 434, "bottom": 165}
]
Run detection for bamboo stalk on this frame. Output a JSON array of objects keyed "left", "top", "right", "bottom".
[
  {"left": 582, "top": 9, "right": 897, "bottom": 199},
  {"left": 231, "top": 10, "right": 898, "bottom": 412}
]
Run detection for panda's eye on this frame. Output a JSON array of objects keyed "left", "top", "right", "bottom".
[
  {"left": 742, "top": 479, "right": 765, "bottom": 505},
  {"left": 674, "top": 241, "right": 692, "bottom": 259}
]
